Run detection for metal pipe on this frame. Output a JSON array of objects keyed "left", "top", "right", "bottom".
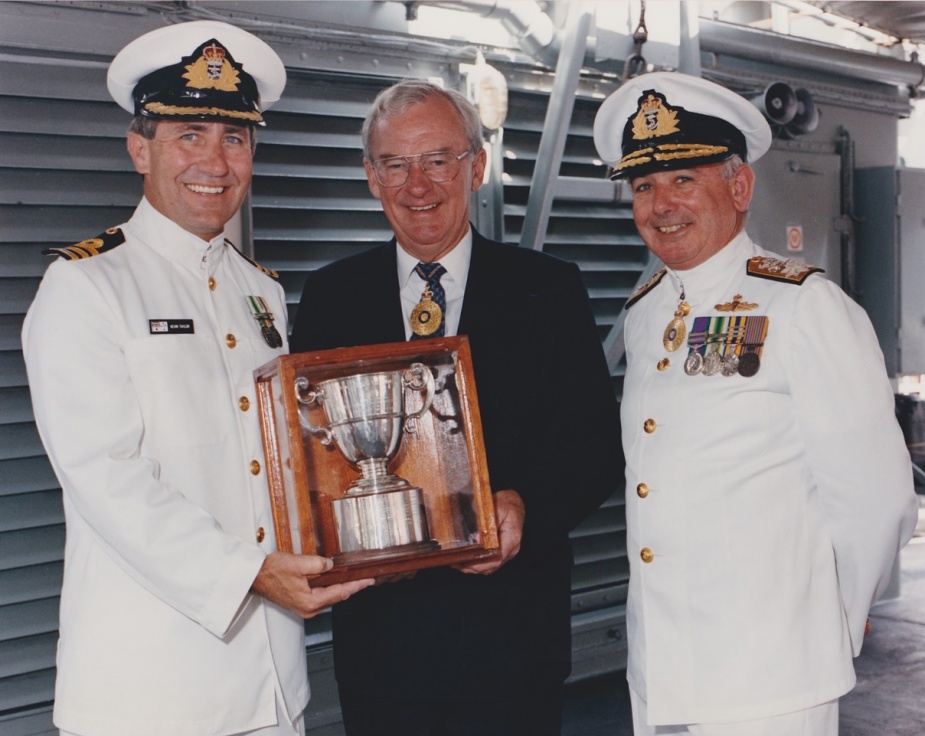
[
  {"left": 414, "top": 3, "right": 925, "bottom": 96},
  {"left": 678, "top": 1, "right": 702, "bottom": 77},
  {"left": 836, "top": 126, "right": 859, "bottom": 300},
  {"left": 518, "top": 1, "right": 593, "bottom": 251},
  {"left": 426, "top": 0, "right": 559, "bottom": 66},
  {"left": 699, "top": 17, "right": 925, "bottom": 91}
]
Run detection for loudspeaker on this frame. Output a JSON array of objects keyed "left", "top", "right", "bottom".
[
  {"left": 751, "top": 82, "right": 797, "bottom": 125},
  {"left": 785, "top": 88, "right": 820, "bottom": 135}
]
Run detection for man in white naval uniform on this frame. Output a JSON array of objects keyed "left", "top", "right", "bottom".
[
  {"left": 22, "top": 21, "right": 372, "bottom": 736},
  {"left": 593, "top": 72, "right": 919, "bottom": 735}
]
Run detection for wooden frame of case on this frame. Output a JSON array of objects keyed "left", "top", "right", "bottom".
[{"left": 254, "top": 336, "right": 499, "bottom": 584}]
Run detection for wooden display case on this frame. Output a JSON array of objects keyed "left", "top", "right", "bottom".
[{"left": 254, "top": 336, "right": 499, "bottom": 584}]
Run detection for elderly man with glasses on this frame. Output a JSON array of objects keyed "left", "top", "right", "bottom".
[{"left": 289, "top": 79, "right": 624, "bottom": 735}]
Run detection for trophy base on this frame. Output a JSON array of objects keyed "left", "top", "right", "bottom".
[
  {"left": 332, "top": 482, "right": 433, "bottom": 555},
  {"left": 332, "top": 539, "right": 441, "bottom": 566}
]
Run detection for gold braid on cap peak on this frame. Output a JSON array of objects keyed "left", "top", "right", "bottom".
[
  {"left": 617, "top": 143, "right": 730, "bottom": 171},
  {"left": 653, "top": 143, "right": 730, "bottom": 161},
  {"left": 143, "top": 101, "right": 263, "bottom": 122},
  {"left": 616, "top": 147, "right": 656, "bottom": 171}
]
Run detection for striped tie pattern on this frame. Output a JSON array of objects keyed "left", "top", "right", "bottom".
[{"left": 410, "top": 261, "right": 447, "bottom": 339}]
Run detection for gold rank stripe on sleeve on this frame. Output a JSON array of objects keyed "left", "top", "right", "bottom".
[
  {"left": 225, "top": 239, "right": 279, "bottom": 279},
  {"left": 625, "top": 268, "right": 667, "bottom": 309},
  {"left": 746, "top": 255, "right": 824, "bottom": 285},
  {"left": 43, "top": 228, "right": 126, "bottom": 261}
]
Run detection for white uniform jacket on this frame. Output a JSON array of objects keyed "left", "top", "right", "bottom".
[
  {"left": 622, "top": 231, "right": 918, "bottom": 725},
  {"left": 22, "top": 199, "right": 309, "bottom": 736}
]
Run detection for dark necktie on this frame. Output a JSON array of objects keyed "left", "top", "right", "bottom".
[{"left": 410, "top": 261, "right": 447, "bottom": 339}]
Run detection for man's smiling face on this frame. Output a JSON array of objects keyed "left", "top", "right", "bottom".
[
  {"left": 630, "top": 160, "right": 754, "bottom": 271},
  {"left": 364, "top": 95, "right": 486, "bottom": 263},
  {"left": 128, "top": 120, "right": 254, "bottom": 241}
]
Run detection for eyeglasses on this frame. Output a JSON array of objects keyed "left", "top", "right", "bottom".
[{"left": 370, "top": 150, "right": 471, "bottom": 188}]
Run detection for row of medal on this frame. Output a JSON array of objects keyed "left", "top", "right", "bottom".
[
  {"left": 686, "top": 315, "right": 768, "bottom": 377},
  {"left": 665, "top": 312, "right": 769, "bottom": 378}
]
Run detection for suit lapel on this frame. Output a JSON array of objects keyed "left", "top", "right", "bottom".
[
  {"left": 459, "top": 231, "right": 502, "bottom": 336},
  {"left": 357, "top": 241, "right": 407, "bottom": 344}
]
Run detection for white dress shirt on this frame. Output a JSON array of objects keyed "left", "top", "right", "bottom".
[{"left": 396, "top": 229, "right": 472, "bottom": 339}]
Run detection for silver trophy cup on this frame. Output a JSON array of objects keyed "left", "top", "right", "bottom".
[{"left": 295, "top": 363, "right": 437, "bottom": 557}]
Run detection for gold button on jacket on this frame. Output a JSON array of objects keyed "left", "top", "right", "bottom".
[{"left": 640, "top": 547, "right": 654, "bottom": 564}]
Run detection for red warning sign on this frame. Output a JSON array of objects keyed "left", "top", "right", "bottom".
[{"left": 786, "top": 225, "right": 804, "bottom": 252}]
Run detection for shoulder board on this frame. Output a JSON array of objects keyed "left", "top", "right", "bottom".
[
  {"left": 43, "top": 227, "right": 125, "bottom": 261},
  {"left": 746, "top": 256, "right": 824, "bottom": 285},
  {"left": 625, "top": 268, "right": 667, "bottom": 309},
  {"left": 225, "top": 239, "right": 278, "bottom": 279}
]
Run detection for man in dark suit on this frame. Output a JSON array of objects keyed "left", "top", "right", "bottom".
[{"left": 290, "top": 79, "right": 623, "bottom": 736}]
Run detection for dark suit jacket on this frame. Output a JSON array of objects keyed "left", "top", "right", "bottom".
[{"left": 290, "top": 229, "right": 623, "bottom": 701}]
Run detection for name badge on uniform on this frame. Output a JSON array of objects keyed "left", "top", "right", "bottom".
[
  {"left": 149, "top": 319, "right": 194, "bottom": 334},
  {"left": 246, "top": 296, "right": 283, "bottom": 349}
]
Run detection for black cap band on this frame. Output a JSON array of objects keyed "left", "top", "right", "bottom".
[
  {"left": 131, "top": 39, "right": 263, "bottom": 124},
  {"left": 613, "top": 90, "right": 748, "bottom": 179}
]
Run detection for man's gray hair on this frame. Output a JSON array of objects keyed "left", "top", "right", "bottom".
[
  {"left": 129, "top": 115, "right": 160, "bottom": 140},
  {"left": 361, "top": 79, "right": 483, "bottom": 160},
  {"left": 721, "top": 154, "right": 745, "bottom": 179}
]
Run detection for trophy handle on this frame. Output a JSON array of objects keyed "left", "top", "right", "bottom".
[
  {"left": 294, "top": 376, "right": 334, "bottom": 445},
  {"left": 403, "top": 362, "right": 435, "bottom": 434}
]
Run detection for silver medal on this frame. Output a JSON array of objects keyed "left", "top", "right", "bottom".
[
  {"left": 721, "top": 352, "right": 740, "bottom": 377},
  {"left": 684, "top": 351, "right": 704, "bottom": 376},
  {"left": 702, "top": 346, "right": 722, "bottom": 376}
]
